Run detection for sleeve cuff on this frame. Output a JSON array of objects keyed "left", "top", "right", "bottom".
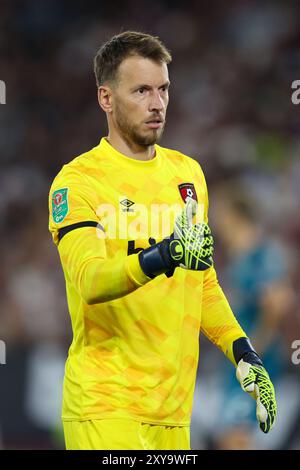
[
  {"left": 125, "top": 253, "right": 152, "bottom": 287},
  {"left": 222, "top": 332, "right": 248, "bottom": 366}
]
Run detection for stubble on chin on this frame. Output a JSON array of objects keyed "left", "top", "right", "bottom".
[
  {"left": 117, "top": 117, "right": 165, "bottom": 148},
  {"left": 131, "top": 128, "right": 164, "bottom": 147}
]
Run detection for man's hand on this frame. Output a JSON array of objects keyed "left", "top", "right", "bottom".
[
  {"left": 170, "top": 197, "right": 213, "bottom": 270},
  {"left": 236, "top": 358, "right": 277, "bottom": 433},
  {"left": 138, "top": 197, "right": 214, "bottom": 278}
]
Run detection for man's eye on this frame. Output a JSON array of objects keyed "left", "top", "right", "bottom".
[{"left": 138, "top": 87, "right": 145, "bottom": 94}]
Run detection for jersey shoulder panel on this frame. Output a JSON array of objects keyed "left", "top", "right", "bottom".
[
  {"left": 157, "top": 145, "right": 207, "bottom": 182},
  {"left": 157, "top": 145, "right": 193, "bottom": 165}
]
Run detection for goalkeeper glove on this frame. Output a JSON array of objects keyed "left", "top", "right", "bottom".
[
  {"left": 139, "top": 197, "right": 214, "bottom": 278},
  {"left": 234, "top": 337, "right": 277, "bottom": 433}
]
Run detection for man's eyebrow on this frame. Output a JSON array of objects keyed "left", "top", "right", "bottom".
[
  {"left": 160, "top": 80, "right": 171, "bottom": 88},
  {"left": 131, "top": 81, "right": 171, "bottom": 91}
]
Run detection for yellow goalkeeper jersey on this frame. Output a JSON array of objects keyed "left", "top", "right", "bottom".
[{"left": 49, "top": 137, "right": 246, "bottom": 426}]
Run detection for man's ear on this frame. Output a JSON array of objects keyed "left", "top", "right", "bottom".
[{"left": 98, "top": 85, "right": 113, "bottom": 113}]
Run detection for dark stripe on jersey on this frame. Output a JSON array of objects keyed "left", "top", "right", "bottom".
[{"left": 58, "top": 221, "right": 103, "bottom": 242}]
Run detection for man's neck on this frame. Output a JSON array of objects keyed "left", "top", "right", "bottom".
[{"left": 106, "top": 132, "right": 155, "bottom": 161}]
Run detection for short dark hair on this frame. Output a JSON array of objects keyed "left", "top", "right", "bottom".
[{"left": 94, "top": 31, "right": 172, "bottom": 87}]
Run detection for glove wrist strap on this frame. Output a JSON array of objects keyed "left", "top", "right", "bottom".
[
  {"left": 138, "top": 239, "right": 174, "bottom": 278},
  {"left": 233, "top": 337, "right": 263, "bottom": 366}
]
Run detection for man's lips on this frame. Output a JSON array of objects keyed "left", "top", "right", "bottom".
[{"left": 145, "top": 119, "right": 164, "bottom": 129}]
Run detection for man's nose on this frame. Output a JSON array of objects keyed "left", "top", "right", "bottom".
[{"left": 149, "top": 91, "right": 164, "bottom": 112}]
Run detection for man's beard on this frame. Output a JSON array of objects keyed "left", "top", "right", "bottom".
[{"left": 115, "top": 104, "right": 165, "bottom": 148}]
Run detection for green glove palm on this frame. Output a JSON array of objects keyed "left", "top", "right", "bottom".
[
  {"left": 236, "top": 359, "right": 277, "bottom": 433},
  {"left": 169, "top": 197, "right": 214, "bottom": 270}
]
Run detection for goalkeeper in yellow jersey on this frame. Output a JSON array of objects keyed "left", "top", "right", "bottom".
[{"left": 48, "top": 31, "right": 276, "bottom": 450}]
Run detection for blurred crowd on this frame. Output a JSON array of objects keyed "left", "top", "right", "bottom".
[{"left": 0, "top": 0, "right": 299, "bottom": 449}]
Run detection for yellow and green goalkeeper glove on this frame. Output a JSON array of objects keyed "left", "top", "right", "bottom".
[
  {"left": 139, "top": 197, "right": 214, "bottom": 278},
  {"left": 171, "top": 196, "right": 213, "bottom": 270},
  {"left": 234, "top": 337, "right": 277, "bottom": 433}
]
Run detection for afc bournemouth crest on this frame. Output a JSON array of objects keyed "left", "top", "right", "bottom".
[{"left": 178, "top": 183, "right": 198, "bottom": 203}]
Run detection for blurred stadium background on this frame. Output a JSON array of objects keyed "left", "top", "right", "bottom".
[{"left": 0, "top": 0, "right": 300, "bottom": 450}]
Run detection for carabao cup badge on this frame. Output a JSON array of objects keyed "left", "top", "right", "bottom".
[{"left": 52, "top": 188, "right": 69, "bottom": 223}]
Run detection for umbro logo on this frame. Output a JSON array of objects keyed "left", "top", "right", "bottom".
[{"left": 120, "top": 198, "right": 135, "bottom": 212}]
